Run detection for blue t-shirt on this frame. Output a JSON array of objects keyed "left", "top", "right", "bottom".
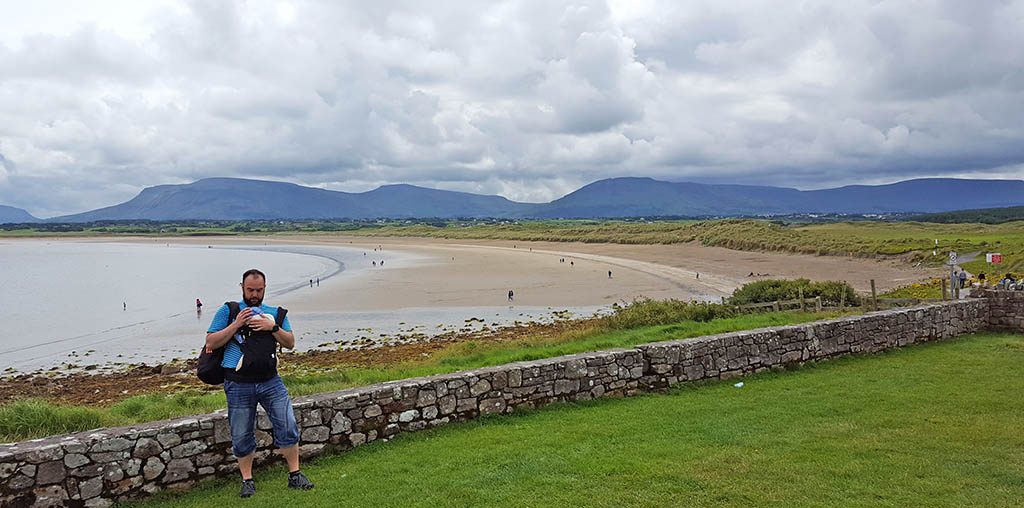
[{"left": 207, "top": 302, "right": 292, "bottom": 369}]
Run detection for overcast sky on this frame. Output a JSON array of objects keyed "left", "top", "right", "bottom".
[{"left": 1, "top": 0, "right": 1022, "bottom": 217}]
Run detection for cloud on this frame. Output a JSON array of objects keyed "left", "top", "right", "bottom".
[{"left": 0, "top": 0, "right": 1022, "bottom": 217}]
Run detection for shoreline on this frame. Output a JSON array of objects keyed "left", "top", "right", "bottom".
[{"left": 2, "top": 234, "right": 938, "bottom": 376}]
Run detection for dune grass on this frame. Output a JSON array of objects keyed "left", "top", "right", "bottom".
[
  {"left": 130, "top": 332, "right": 1024, "bottom": 508},
  {"left": 0, "top": 310, "right": 839, "bottom": 443}
]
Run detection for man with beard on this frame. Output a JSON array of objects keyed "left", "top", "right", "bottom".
[{"left": 205, "top": 269, "right": 314, "bottom": 498}]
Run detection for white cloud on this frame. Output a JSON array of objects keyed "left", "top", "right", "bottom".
[{"left": 0, "top": 0, "right": 1022, "bottom": 217}]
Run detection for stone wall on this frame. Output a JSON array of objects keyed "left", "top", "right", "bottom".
[
  {"left": 973, "top": 289, "right": 1024, "bottom": 332},
  {"left": 0, "top": 299, "right": 996, "bottom": 507}
]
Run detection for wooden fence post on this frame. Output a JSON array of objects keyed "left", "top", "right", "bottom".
[
  {"left": 839, "top": 291, "right": 846, "bottom": 310},
  {"left": 815, "top": 296, "right": 822, "bottom": 312},
  {"left": 941, "top": 278, "right": 947, "bottom": 300},
  {"left": 799, "top": 287, "right": 806, "bottom": 312},
  {"left": 870, "top": 279, "right": 878, "bottom": 311}
]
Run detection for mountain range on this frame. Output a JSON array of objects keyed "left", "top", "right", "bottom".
[
  {"left": 3, "top": 176, "right": 1024, "bottom": 223},
  {"left": 0, "top": 204, "right": 39, "bottom": 223}
]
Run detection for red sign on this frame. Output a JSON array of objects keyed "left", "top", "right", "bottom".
[{"left": 987, "top": 253, "right": 1003, "bottom": 264}]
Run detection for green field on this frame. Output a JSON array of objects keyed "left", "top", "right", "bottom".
[
  {"left": 129, "top": 332, "right": 1024, "bottom": 508},
  {"left": 0, "top": 309, "right": 838, "bottom": 442}
]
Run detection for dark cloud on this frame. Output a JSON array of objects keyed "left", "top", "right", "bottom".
[{"left": 0, "top": 0, "right": 1022, "bottom": 217}]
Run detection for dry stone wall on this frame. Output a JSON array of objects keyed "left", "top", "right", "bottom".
[
  {"left": 975, "top": 289, "right": 1024, "bottom": 332},
  {"left": 0, "top": 298, "right": 999, "bottom": 506}
]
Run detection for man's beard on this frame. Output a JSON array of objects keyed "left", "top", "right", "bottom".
[{"left": 244, "top": 295, "right": 263, "bottom": 307}]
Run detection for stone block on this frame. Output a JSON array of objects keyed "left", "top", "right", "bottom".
[
  {"left": 65, "top": 453, "right": 91, "bottom": 468},
  {"left": 479, "top": 398, "right": 506, "bottom": 415},
  {"left": 32, "top": 484, "right": 68, "bottom": 506},
  {"left": 331, "top": 413, "right": 352, "bottom": 434},
  {"left": 156, "top": 433, "right": 181, "bottom": 449},
  {"left": 90, "top": 438, "right": 132, "bottom": 453},
  {"left": 133, "top": 437, "right": 162, "bottom": 459},
  {"left": 213, "top": 419, "right": 232, "bottom": 444},
  {"left": 301, "top": 426, "right": 330, "bottom": 443},
  {"left": 161, "top": 458, "right": 193, "bottom": 484},
  {"left": 438, "top": 394, "right": 457, "bottom": 415},
  {"left": 78, "top": 476, "right": 104, "bottom": 499}
]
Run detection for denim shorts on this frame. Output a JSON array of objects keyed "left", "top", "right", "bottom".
[{"left": 224, "top": 376, "right": 300, "bottom": 458}]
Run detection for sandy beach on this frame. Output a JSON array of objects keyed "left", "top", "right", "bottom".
[
  {"left": 1, "top": 235, "right": 940, "bottom": 375},
  {"left": 0, "top": 234, "right": 942, "bottom": 402},
  {"left": 110, "top": 234, "right": 939, "bottom": 313}
]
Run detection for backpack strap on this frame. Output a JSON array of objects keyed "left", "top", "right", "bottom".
[
  {"left": 226, "top": 301, "right": 241, "bottom": 324},
  {"left": 275, "top": 307, "right": 288, "bottom": 353}
]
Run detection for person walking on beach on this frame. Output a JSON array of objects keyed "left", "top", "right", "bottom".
[
  {"left": 205, "top": 269, "right": 314, "bottom": 498},
  {"left": 608, "top": 270, "right": 612, "bottom": 278},
  {"left": 196, "top": 298, "right": 203, "bottom": 312},
  {"left": 508, "top": 289, "right": 514, "bottom": 301}
]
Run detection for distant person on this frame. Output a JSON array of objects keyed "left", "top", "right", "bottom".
[
  {"left": 508, "top": 290, "right": 514, "bottom": 301},
  {"left": 316, "top": 277, "right": 319, "bottom": 287},
  {"left": 372, "top": 261, "right": 376, "bottom": 267},
  {"left": 696, "top": 272, "right": 699, "bottom": 279},
  {"left": 380, "top": 260, "right": 385, "bottom": 266},
  {"left": 196, "top": 298, "right": 203, "bottom": 311},
  {"left": 979, "top": 272, "right": 986, "bottom": 286},
  {"left": 570, "top": 260, "right": 574, "bottom": 266},
  {"left": 123, "top": 302, "right": 126, "bottom": 311},
  {"left": 205, "top": 269, "right": 314, "bottom": 497},
  {"left": 608, "top": 270, "right": 612, "bottom": 279},
  {"left": 959, "top": 270, "right": 967, "bottom": 289},
  {"left": 309, "top": 279, "right": 313, "bottom": 288}
]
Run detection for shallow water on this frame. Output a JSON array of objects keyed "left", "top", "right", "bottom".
[{"left": 0, "top": 241, "right": 605, "bottom": 374}]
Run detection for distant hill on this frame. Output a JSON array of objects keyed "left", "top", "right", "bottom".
[
  {"left": 908, "top": 205, "right": 1024, "bottom": 224},
  {"left": 46, "top": 176, "right": 1024, "bottom": 222},
  {"left": 541, "top": 177, "right": 1024, "bottom": 217},
  {"left": 51, "top": 178, "right": 539, "bottom": 222},
  {"left": 0, "top": 205, "right": 40, "bottom": 223}
]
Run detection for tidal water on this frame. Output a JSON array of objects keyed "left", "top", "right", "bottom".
[{"left": 0, "top": 241, "right": 601, "bottom": 374}]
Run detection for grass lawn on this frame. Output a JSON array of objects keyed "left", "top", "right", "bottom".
[{"left": 130, "top": 332, "right": 1024, "bottom": 508}]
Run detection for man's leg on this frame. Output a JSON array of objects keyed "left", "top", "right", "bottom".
[
  {"left": 225, "top": 380, "right": 260, "bottom": 497},
  {"left": 259, "top": 376, "right": 314, "bottom": 489},
  {"left": 279, "top": 444, "right": 300, "bottom": 472},
  {"left": 238, "top": 454, "right": 255, "bottom": 479}
]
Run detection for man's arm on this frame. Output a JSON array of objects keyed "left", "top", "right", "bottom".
[
  {"left": 205, "top": 306, "right": 253, "bottom": 350},
  {"left": 272, "top": 328, "right": 296, "bottom": 350}
]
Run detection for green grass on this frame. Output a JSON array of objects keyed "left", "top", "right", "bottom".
[
  {"left": 0, "top": 310, "right": 838, "bottom": 442},
  {"left": 0, "top": 400, "right": 114, "bottom": 441},
  {"left": 130, "top": 332, "right": 1024, "bottom": 508}
]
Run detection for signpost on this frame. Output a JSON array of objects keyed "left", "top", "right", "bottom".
[
  {"left": 947, "top": 251, "right": 958, "bottom": 299},
  {"left": 987, "top": 252, "right": 1002, "bottom": 264}
]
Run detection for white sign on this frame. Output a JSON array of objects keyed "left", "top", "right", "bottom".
[{"left": 948, "top": 251, "right": 958, "bottom": 265}]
